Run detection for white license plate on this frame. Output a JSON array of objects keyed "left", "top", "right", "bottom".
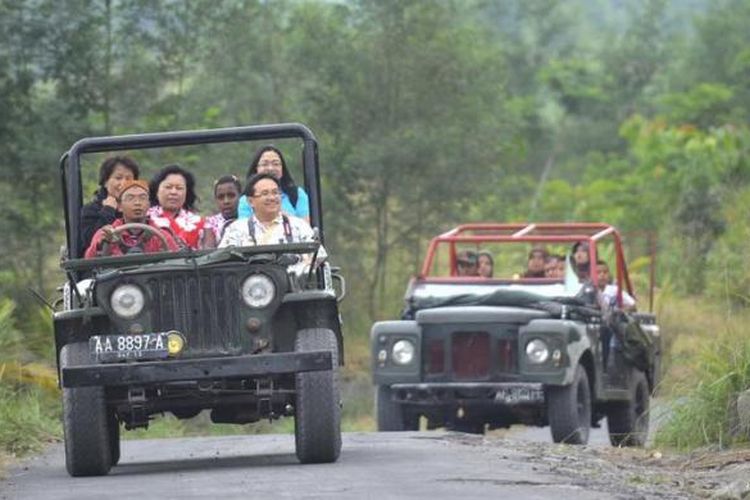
[
  {"left": 89, "top": 333, "right": 170, "bottom": 362},
  {"left": 494, "top": 387, "right": 545, "bottom": 404}
]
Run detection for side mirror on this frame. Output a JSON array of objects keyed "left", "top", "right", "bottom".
[
  {"left": 329, "top": 266, "right": 346, "bottom": 303},
  {"left": 576, "top": 281, "right": 599, "bottom": 307},
  {"left": 277, "top": 253, "right": 302, "bottom": 266}
]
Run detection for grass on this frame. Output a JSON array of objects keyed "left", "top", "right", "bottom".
[
  {"left": 654, "top": 294, "right": 750, "bottom": 450},
  {"left": 0, "top": 385, "right": 61, "bottom": 457},
  {"left": 0, "top": 297, "right": 62, "bottom": 467},
  {"left": 124, "top": 412, "right": 292, "bottom": 440}
]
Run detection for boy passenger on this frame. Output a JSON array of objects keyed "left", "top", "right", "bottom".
[{"left": 596, "top": 260, "right": 636, "bottom": 311}]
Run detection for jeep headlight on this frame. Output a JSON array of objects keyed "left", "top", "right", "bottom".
[
  {"left": 392, "top": 339, "right": 415, "bottom": 365},
  {"left": 110, "top": 284, "right": 145, "bottom": 319},
  {"left": 241, "top": 274, "right": 275, "bottom": 308},
  {"left": 525, "top": 339, "right": 550, "bottom": 364}
]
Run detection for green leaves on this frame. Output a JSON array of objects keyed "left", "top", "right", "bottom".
[{"left": 659, "top": 83, "right": 734, "bottom": 127}]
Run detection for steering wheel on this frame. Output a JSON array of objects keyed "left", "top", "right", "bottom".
[{"left": 100, "top": 223, "right": 170, "bottom": 256}]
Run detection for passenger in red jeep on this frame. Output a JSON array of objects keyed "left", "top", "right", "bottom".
[
  {"left": 477, "top": 251, "right": 494, "bottom": 278},
  {"left": 455, "top": 250, "right": 478, "bottom": 276},
  {"left": 523, "top": 247, "right": 548, "bottom": 278}
]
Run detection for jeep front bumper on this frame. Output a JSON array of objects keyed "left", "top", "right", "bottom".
[
  {"left": 61, "top": 351, "right": 332, "bottom": 388},
  {"left": 390, "top": 382, "right": 545, "bottom": 406}
]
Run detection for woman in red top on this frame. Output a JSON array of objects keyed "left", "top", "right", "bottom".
[{"left": 147, "top": 165, "right": 209, "bottom": 249}]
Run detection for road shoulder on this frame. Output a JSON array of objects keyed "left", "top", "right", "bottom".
[{"left": 456, "top": 433, "right": 750, "bottom": 499}]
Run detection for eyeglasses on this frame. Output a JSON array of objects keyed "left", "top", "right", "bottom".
[
  {"left": 258, "top": 160, "right": 282, "bottom": 168},
  {"left": 251, "top": 189, "right": 281, "bottom": 198}
]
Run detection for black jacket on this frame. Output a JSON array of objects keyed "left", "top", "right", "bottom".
[{"left": 79, "top": 190, "right": 120, "bottom": 257}]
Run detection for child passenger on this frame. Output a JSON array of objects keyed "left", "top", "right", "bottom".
[{"left": 205, "top": 175, "right": 242, "bottom": 243}]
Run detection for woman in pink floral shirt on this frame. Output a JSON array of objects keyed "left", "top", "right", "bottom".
[{"left": 147, "top": 165, "right": 207, "bottom": 249}]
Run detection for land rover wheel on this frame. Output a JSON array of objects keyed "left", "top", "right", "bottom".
[
  {"left": 61, "top": 342, "right": 112, "bottom": 476},
  {"left": 547, "top": 363, "right": 591, "bottom": 445},
  {"left": 607, "top": 368, "right": 650, "bottom": 447},
  {"left": 294, "top": 328, "right": 341, "bottom": 464},
  {"left": 376, "top": 385, "right": 419, "bottom": 431}
]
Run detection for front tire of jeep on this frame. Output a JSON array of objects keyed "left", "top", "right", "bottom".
[
  {"left": 376, "top": 385, "right": 419, "bottom": 431},
  {"left": 108, "top": 410, "right": 120, "bottom": 466},
  {"left": 547, "top": 363, "right": 591, "bottom": 445},
  {"left": 294, "top": 328, "right": 342, "bottom": 464},
  {"left": 61, "top": 342, "right": 112, "bottom": 476},
  {"left": 607, "top": 368, "right": 650, "bottom": 447}
]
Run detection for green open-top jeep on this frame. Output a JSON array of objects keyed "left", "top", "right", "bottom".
[
  {"left": 55, "top": 124, "right": 345, "bottom": 476},
  {"left": 372, "top": 223, "right": 659, "bottom": 446}
]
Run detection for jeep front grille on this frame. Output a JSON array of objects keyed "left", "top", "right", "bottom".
[
  {"left": 146, "top": 270, "right": 243, "bottom": 356},
  {"left": 426, "top": 339, "right": 445, "bottom": 374},
  {"left": 497, "top": 338, "right": 517, "bottom": 373},
  {"left": 451, "top": 331, "right": 490, "bottom": 379},
  {"left": 422, "top": 327, "right": 518, "bottom": 380}
]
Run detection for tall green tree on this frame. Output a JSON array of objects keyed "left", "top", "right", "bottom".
[{"left": 279, "top": 0, "right": 516, "bottom": 319}]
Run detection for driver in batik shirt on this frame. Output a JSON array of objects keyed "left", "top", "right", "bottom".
[{"left": 84, "top": 180, "right": 179, "bottom": 258}]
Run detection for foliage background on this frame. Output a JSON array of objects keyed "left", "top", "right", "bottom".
[{"left": 1, "top": 0, "right": 749, "bottom": 453}]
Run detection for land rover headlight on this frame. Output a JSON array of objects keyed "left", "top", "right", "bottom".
[
  {"left": 110, "top": 284, "right": 145, "bottom": 319},
  {"left": 525, "top": 339, "right": 550, "bottom": 364},
  {"left": 241, "top": 274, "right": 275, "bottom": 308},
  {"left": 392, "top": 339, "right": 415, "bottom": 365}
]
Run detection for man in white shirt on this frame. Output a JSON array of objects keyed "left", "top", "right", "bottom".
[
  {"left": 596, "top": 260, "right": 636, "bottom": 311},
  {"left": 219, "top": 173, "right": 326, "bottom": 269}
]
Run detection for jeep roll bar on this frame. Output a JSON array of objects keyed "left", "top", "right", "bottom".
[
  {"left": 60, "top": 123, "right": 322, "bottom": 260},
  {"left": 419, "top": 222, "right": 636, "bottom": 310}
]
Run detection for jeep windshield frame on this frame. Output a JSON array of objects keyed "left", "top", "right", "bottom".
[
  {"left": 418, "top": 222, "right": 635, "bottom": 308},
  {"left": 60, "top": 123, "right": 322, "bottom": 267},
  {"left": 60, "top": 241, "right": 321, "bottom": 273}
]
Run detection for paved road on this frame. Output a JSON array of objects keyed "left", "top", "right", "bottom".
[{"left": 3, "top": 430, "right": 627, "bottom": 500}]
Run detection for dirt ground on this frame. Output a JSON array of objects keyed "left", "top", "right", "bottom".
[{"left": 461, "top": 434, "right": 750, "bottom": 499}]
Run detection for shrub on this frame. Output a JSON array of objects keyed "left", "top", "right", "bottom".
[
  {"left": 655, "top": 323, "right": 750, "bottom": 449},
  {"left": 0, "top": 385, "right": 60, "bottom": 456}
]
